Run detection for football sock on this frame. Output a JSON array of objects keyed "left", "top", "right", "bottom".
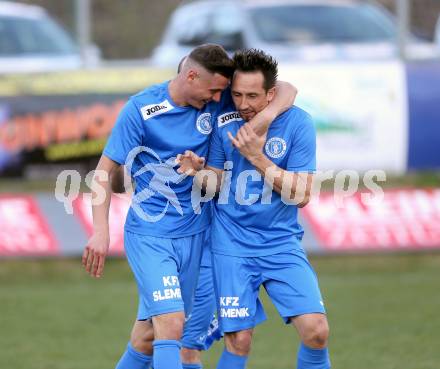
[
  {"left": 153, "top": 339, "right": 183, "bottom": 369},
  {"left": 182, "top": 364, "right": 202, "bottom": 369},
  {"left": 217, "top": 348, "right": 248, "bottom": 369},
  {"left": 297, "top": 342, "right": 331, "bottom": 369},
  {"left": 115, "top": 342, "right": 153, "bottom": 369}
]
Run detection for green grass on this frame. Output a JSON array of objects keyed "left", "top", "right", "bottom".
[{"left": 1, "top": 254, "right": 439, "bottom": 369}]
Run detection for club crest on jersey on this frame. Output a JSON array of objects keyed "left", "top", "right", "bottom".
[
  {"left": 265, "top": 137, "right": 287, "bottom": 158},
  {"left": 196, "top": 112, "right": 212, "bottom": 134},
  {"left": 140, "top": 100, "right": 173, "bottom": 121},
  {"left": 217, "top": 111, "right": 242, "bottom": 127}
]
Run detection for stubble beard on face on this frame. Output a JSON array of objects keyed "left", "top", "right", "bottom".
[{"left": 239, "top": 111, "right": 255, "bottom": 122}]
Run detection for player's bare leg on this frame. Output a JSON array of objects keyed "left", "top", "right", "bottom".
[
  {"left": 291, "top": 313, "right": 331, "bottom": 369},
  {"left": 130, "top": 320, "right": 154, "bottom": 354},
  {"left": 181, "top": 347, "right": 201, "bottom": 364},
  {"left": 217, "top": 329, "right": 253, "bottom": 369},
  {"left": 151, "top": 311, "right": 186, "bottom": 368},
  {"left": 291, "top": 313, "right": 329, "bottom": 348},
  {"left": 152, "top": 311, "right": 185, "bottom": 339},
  {"left": 224, "top": 329, "right": 253, "bottom": 356},
  {"left": 129, "top": 325, "right": 207, "bottom": 367},
  {"left": 115, "top": 320, "right": 154, "bottom": 369}
]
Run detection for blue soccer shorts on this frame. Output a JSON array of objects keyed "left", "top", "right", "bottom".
[
  {"left": 181, "top": 238, "right": 223, "bottom": 350},
  {"left": 212, "top": 249, "right": 326, "bottom": 333},
  {"left": 124, "top": 229, "right": 207, "bottom": 320},
  {"left": 181, "top": 259, "right": 218, "bottom": 350},
  {"left": 181, "top": 242, "right": 265, "bottom": 350}
]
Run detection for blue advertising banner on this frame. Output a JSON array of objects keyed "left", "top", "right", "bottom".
[{"left": 406, "top": 62, "right": 440, "bottom": 170}]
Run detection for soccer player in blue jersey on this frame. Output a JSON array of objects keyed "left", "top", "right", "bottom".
[
  {"left": 82, "top": 43, "right": 297, "bottom": 369},
  {"left": 178, "top": 49, "right": 331, "bottom": 369}
]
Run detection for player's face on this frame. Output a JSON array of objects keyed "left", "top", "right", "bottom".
[
  {"left": 186, "top": 68, "right": 229, "bottom": 109},
  {"left": 231, "top": 71, "right": 275, "bottom": 122}
]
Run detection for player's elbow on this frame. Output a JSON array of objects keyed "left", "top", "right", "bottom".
[
  {"left": 297, "top": 193, "right": 311, "bottom": 208},
  {"left": 290, "top": 190, "right": 311, "bottom": 208},
  {"left": 277, "top": 80, "right": 298, "bottom": 106},
  {"left": 287, "top": 83, "right": 298, "bottom": 106}
]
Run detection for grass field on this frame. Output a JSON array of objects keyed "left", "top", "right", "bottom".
[{"left": 1, "top": 253, "right": 439, "bottom": 369}]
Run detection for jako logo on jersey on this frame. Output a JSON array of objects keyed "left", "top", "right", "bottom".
[
  {"left": 140, "top": 100, "right": 173, "bottom": 121},
  {"left": 265, "top": 137, "right": 287, "bottom": 159},
  {"left": 196, "top": 112, "right": 212, "bottom": 134},
  {"left": 218, "top": 111, "right": 242, "bottom": 127}
]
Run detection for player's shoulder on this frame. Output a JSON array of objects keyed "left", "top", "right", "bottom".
[
  {"left": 129, "top": 81, "right": 174, "bottom": 121},
  {"left": 130, "top": 81, "right": 168, "bottom": 105},
  {"left": 283, "top": 105, "right": 313, "bottom": 125},
  {"left": 276, "top": 106, "right": 315, "bottom": 143}
]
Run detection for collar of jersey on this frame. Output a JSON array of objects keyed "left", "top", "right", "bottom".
[{"left": 164, "top": 80, "right": 193, "bottom": 110}]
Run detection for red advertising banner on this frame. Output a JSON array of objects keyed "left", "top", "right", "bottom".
[
  {"left": 0, "top": 195, "right": 58, "bottom": 256},
  {"left": 302, "top": 189, "right": 440, "bottom": 250},
  {"left": 73, "top": 193, "right": 130, "bottom": 255}
]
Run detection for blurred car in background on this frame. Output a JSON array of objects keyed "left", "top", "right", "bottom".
[
  {"left": 151, "top": 0, "right": 440, "bottom": 66},
  {"left": 0, "top": 1, "right": 98, "bottom": 74}
]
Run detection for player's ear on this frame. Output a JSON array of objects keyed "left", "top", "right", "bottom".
[
  {"left": 187, "top": 69, "right": 198, "bottom": 82},
  {"left": 266, "top": 87, "right": 276, "bottom": 103}
]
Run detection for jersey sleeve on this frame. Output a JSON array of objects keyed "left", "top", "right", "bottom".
[
  {"left": 207, "top": 124, "right": 226, "bottom": 170},
  {"left": 103, "top": 99, "right": 144, "bottom": 165},
  {"left": 286, "top": 113, "right": 316, "bottom": 172}
]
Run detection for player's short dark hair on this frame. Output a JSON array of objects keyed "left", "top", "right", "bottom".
[
  {"left": 188, "top": 44, "right": 234, "bottom": 79},
  {"left": 177, "top": 56, "right": 186, "bottom": 73},
  {"left": 233, "top": 49, "right": 278, "bottom": 91}
]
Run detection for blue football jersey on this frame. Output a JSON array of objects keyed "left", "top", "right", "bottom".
[
  {"left": 207, "top": 100, "right": 316, "bottom": 257},
  {"left": 104, "top": 81, "right": 221, "bottom": 237}
]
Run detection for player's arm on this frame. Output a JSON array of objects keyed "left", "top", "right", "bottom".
[
  {"left": 228, "top": 124, "right": 313, "bottom": 207},
  {"left": 110, "top": 165, "right": 125, "bottom": 193},
  {"left": 176, "top": 151, "right": 223, "bottom": 197},
  {"left": 83, "top": 98, "right": 143, "bottom": 277},
  {"left": 248, "top": 81, "right": 297, "bottom": 136},
  {"left": 110, "top": 165, "right": 133, "bottom": 194},
  {"left": 194, "top": 165, "right": 223, "bottom": 197},
  {"left": 254, "top": 159, "right": 313, "bottom": 207},
  {"left": 82, "top": 155, "right": 120, "bottom": 277}
]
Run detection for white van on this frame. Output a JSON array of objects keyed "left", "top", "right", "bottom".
[{"left": 151, "top": 0, "right": 440, "bottom": 66}]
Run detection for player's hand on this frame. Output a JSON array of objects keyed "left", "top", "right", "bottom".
[
  {"left": 228, "top": 123, "right": 266, "bottom": 163},
  {"left": 176, "top": 150, "right": 205, "bottom": 176},
  {"left": 82, "top": 231, "right": 110, "bottom": 278},
  {"left": 247, "top": 109, "right": 276, "bottom": 137}
]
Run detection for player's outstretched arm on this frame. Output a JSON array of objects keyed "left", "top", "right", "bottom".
[
  {"left": 248, "top": 81, "right": 297, "bottom": 136},
  {"left": 82, "top": 155, "right": 120, "bottom": 278},
  {"left": 228, "top": 124, "right": 313, "bottom": 207},
  {"left": 176, "top": 150, "right": 223, "bottom": 197},
  {"left": 176, "top": 150, "right": 206, "bottom": 177}
]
